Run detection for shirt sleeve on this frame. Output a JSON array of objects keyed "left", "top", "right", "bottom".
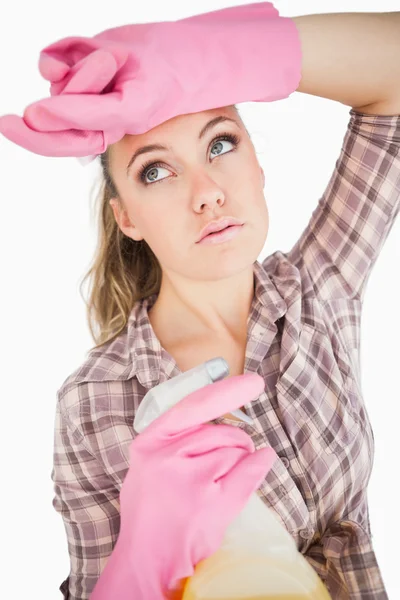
[
  {"left": 52, "top": 395, "right": 128, "bottom": 600},
  {"left": 304, "top": 519, "right": 388, "bottom": 600},
  {"left": 291, "top": 109, "right": 400, "bottom": 303}
]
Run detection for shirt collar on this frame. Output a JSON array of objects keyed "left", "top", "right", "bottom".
[{"left": 73, "top": 258, "right": 297, "bottom": 389}]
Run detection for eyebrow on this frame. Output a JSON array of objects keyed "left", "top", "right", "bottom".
[{"left": 126, "top": 116, "right": 240, "bottom": 174}]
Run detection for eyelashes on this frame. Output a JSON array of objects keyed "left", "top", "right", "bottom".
[{"left": 137, "top": 131, "right": 241, "bottom": 186}]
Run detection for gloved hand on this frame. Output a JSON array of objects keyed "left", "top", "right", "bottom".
[
  {"left": 0, "top": 2, "right": 302, "bottom": 159},
  {"left": 90, "top": 373, "right": 276, "bottom": 600}
]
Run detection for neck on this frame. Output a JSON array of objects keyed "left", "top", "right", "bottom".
[{"left": 149, "top": 265, "right": 255, "bottom": 345}]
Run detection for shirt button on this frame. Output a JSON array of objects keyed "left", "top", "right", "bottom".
[
  {"left": 278, "top": 485, "right": 287, "bottom": 496},
  {"left": 300, "top": 529, "right": 314, "bottom": 540},
  {"left": 280, "top": 456, "right": 290, "bottom": 468}
]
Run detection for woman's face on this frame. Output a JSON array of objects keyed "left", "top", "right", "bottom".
[{"left": 109, "top": 106, "right": 269, "bottom": 282}]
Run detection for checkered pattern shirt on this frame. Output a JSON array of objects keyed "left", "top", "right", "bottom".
[{"left": 53, "top": 108, "right": 400, "bottom": 599}]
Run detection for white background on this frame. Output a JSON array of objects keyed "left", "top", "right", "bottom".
[{"left": 0, "top": 1, "right": 399, "bottom": 598}]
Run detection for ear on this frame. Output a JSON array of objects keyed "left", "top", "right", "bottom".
[{"left": 109, "top": 198, "right": 144, "bottom": 241}]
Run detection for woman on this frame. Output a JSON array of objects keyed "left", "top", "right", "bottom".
[{"left": 1, "top": 3, "right": 399, "bottom": 599}]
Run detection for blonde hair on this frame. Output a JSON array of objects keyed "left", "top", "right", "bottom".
[
  {"left": 80, "top": 105, "right": 243, "bottom": 350},
  {"left": 79, "top": 148, "right": 162, "bottom": 350}
]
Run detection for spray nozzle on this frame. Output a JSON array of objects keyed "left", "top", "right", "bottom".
[{"left": 133, "top": 358, "right": 254, "bottom": 433}]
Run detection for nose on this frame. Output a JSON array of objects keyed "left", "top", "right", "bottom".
[{"left": 190, "top": 169, "right": 226, "bottom": 212}]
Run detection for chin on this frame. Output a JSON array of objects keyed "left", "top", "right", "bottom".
[{"left": 189, "top": 247, "right": 261, "bottom": 282}]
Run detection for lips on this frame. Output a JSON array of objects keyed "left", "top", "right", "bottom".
[
  {"left": 205, "top": 224, "right": 232, "bottom": 237},
  {"left": 197, "top": 217, "right": 244, "bottom": 242}
]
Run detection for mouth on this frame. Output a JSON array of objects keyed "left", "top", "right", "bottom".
[
  {"left": 197, "top": 218, "right": 244, "bottom": 243},
  {"left": 204, "top": 224, "right": 234, "bottom": 237},
  {"left": 197, "top": 224, "right": 244, "bottom": 245}
]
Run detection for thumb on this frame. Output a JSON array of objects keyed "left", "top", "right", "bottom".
[
  {"left": 149, "top": 373, "right": 265, "bottom": 438},
  {"left": 0, "top": 113, "right": 103, "bottom": 157}
]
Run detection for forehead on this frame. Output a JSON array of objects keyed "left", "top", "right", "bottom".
[{"left": 111, "top": 105, "right": 240, "bottom": 167}]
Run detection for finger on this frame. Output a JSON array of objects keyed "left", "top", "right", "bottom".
[
  {"left": 0, "top": 114, "right": 103, "bottom": 157},
  {"left": 23, "top": 93, "right": 123, "bottom": 132},
  {"left": 22, "top": 78, "right": 154, "bottom": 136},
  {"left": 155, "top": 446, "right": 251, "bottom": 491},
  {"left": 172, "top": 423, "right": 256, "bottom": 456},
  {"left": 148, "top": 373, "right": 265, "bottom": 437},
  {"left": 218, "top": 447, "right": 277, "bottom": 501}
]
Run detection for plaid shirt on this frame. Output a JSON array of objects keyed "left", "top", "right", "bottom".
[{"left": 53, "top": 108, "right": 400, "bottom": 600}]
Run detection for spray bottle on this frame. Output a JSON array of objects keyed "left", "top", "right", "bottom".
[{"left": 133, "top": 358, "right": 331, "bottom": 600}]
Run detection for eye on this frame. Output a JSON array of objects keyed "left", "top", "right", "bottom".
[
  {"left": 209, "top": 136, "right": 236, "bottom": 158},
  {"left": 139, "top": 162, "right": 170, "bottom": 186},
  {"left": 138, "top": 132, "right": 240, "bottom": 186}
]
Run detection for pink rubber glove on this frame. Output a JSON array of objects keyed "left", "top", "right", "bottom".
[
  {"left": 90, "top": 373, "right": 276, "bottom": 600},
  {"left": 0, "top": 2, "right": 302, "bottom": 159}
]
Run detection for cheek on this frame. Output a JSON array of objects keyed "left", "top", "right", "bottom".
[
  {"left": 140, "top": 209, "right": 182, "bottom": 254},
  {"left": 251, "top": 189, "right": 269, "bottom": 234},
  {"left": 232, "top": 159, "right": 263, "bottom": 197},
  {"left": 130, "top": 202, "right": 161, "bottom": 233}
]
